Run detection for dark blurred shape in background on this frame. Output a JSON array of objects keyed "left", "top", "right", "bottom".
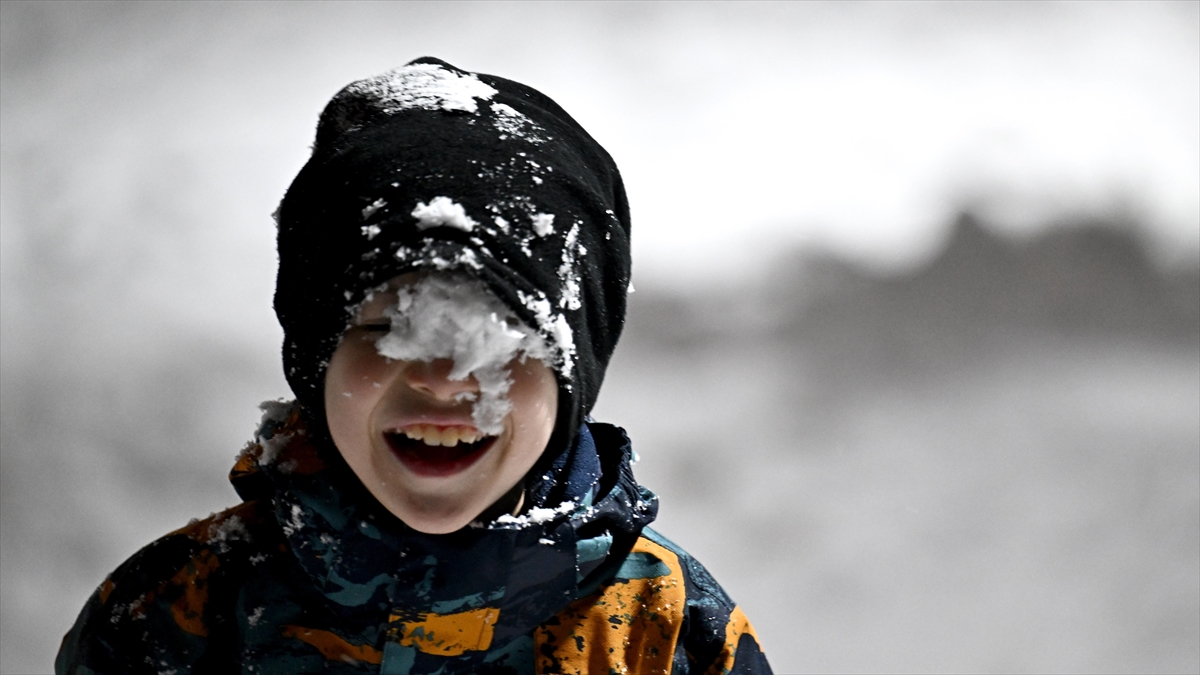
[{"left": 607, "top": 216, "right": 1198, "bottom": 673}]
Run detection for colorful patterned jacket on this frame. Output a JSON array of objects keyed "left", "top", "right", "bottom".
[{"left": 57, "top": 404, "right": 771, "bottom": 674}]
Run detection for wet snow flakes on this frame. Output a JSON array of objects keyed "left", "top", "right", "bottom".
[
  {"left": 491, "top": 102, "right": 548, "bottom": 143},
  {"left": 345, "top": 62, "right": 498, "bottom": 115},
  {"left": 412, "top": 196, "right": 477, "bottom": 232}
]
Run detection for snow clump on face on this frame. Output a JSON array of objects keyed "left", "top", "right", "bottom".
[{"left": 374, "top": 273, "right": 551, "bottom": 435}]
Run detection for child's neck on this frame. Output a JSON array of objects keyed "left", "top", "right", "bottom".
[{"left": 471, "top": 480, "right": 525, "bottom": 525}]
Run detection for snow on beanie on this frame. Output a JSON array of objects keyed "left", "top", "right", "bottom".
[{"left": 274, "top": 57, "right": 631, "bottom": 469}]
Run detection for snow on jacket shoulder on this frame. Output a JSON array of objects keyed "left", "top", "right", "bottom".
[{"left": 57, "top": 406, "right": 771, "bottom": 674}]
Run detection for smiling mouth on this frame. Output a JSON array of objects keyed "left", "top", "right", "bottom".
[{"left": 384, "top": 424, "right": 496, "bottom": 477}]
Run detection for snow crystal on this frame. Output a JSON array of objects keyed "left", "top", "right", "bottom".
[
  {"left": 258, "top": 400, "right": 292, "bottom": 425},
  {"left": 259, "top": 432, "right": 290, "bottom": 466},
  {"left": 516, "top": 288, "right": 575, "bottom": 379},
  {"left": 531, "top": 213, "right": 555, "bottom": 237},
  {"left": 362, "top": 198, "right": 387, "bottom": 220},
  {"left": 412, "top": 196, "right": 477, "bottom": 232},
  {"left": 538, "top": 538, "right": 555, "bottom": 545},
  {"left": 490, "top": 103, "right": 547, "bottom": 143},
  {"left": 255, "top": 400, "right": 294, "bottom": 466},
  {"left": 492, "top": 501, "right": 575, "bottom": 528},
  {"left": 281, "top": 504, "right": 305, "bottom": 536},
  {"left": 345, "top": 62, "right": 497, "bottom": 115},
  {"left": 457, "top": 248, "right": 482, "bottom": 270},
  {"left": 557, "top": 222, "right": 582, "bottom": 311},
  {"left": 247, "top": 606, "right": 265, "bottom": 626},
  {"left": 361, "top": 225, "right": 381, "bottom": 240},
  {"left": 207, "top": 515, "right": 248, "bottom": 553},
  {"left": 418, "top": 247, "right": 482, "bottom": 272},
  {"left": 551, "top": 314, "right": 575, "bottom": 378},
  {"left": 373, "top": 273, "right": 551, "bottom": 434}
]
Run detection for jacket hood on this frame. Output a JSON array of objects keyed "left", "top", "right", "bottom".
[{"left": 229, "top": 401, "right": 657, "bottom": 658}]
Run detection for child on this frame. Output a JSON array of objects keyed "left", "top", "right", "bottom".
[{"left": 57, "top": 57, "right": 772, "bottom": 674}]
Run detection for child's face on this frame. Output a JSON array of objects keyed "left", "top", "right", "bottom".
[{"left": 324, "top": 279, "right": 558, "bottom": 534}]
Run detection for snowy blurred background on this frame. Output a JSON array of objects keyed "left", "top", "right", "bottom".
[{"left": 2, "top": 2, "right": 1197, "bottom": 672}]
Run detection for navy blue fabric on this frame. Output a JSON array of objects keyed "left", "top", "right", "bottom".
[{"left": 528, "top": 422, "right": 601, "bottom": 508}]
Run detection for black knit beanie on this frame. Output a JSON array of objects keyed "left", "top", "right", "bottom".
[{"left": 274, "top": 57, "right": 631, "bottom": 468}]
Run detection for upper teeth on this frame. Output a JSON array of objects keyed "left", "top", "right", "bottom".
[{"left": 400, "top": 425, "right": 482, "bottom": 447}]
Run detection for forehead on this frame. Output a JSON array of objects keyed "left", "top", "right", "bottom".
[{"left": 353, "top": 272, "right": 423, "bottom": 322}]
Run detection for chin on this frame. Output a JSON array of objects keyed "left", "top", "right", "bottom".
[
  {"left": 389, "top": 493, "right": 488, "bottom": 535},
  {"left": 405, "top": 518, "right": 472, "bottom": 535}
]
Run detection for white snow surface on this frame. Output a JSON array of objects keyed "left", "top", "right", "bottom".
[
  {"left": 374, "top": 273, "right": 552, "bottom": 434},
  {"left": 411, "top": 196, "right": 477, "bottom": 232},
  {"left": 346, "top": 62, "right": 498, "bottom": 114}
]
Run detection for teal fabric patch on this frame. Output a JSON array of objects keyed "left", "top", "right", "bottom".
[
  {"left": 430, "top": 587, "right": 505, "bottom": 614},
  {"left": 323, "top": 571, "right": 392, "bottom": 606},
  {"left": 640, "top": 526, "right": 684, "bottom": 556},
  {"left": 614, "top": 551, "right": 670, "bottom": 580},
  {"left": 380, "top": 642, "right": 417, "bottom": 675},
  {"left": 576, "top": 533, "right": 613, "bottom": 564},
  {"left": 483, "top": 635, "right": 534, "bottom": 668},
  {"left": 300, "top": 490, "right": 351, "bottom": 530},
  {"left": 357, "top": 519, "right": 382, "bottom": 540}
]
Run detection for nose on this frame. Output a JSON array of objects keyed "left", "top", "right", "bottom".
[{"left": 405, "top": 359, "right": 479, "bottom": 401}]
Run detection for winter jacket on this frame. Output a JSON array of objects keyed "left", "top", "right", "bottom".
[{"left": 57, "top": 404, "right": 771, "bottom": 674}]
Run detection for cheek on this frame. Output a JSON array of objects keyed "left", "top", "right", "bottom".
[
  {"left": 506, "top": 360, "right": 559, "bottom": 436},
  {"left": 324, "top": 338, "right": 397, "bottom": 426}
]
